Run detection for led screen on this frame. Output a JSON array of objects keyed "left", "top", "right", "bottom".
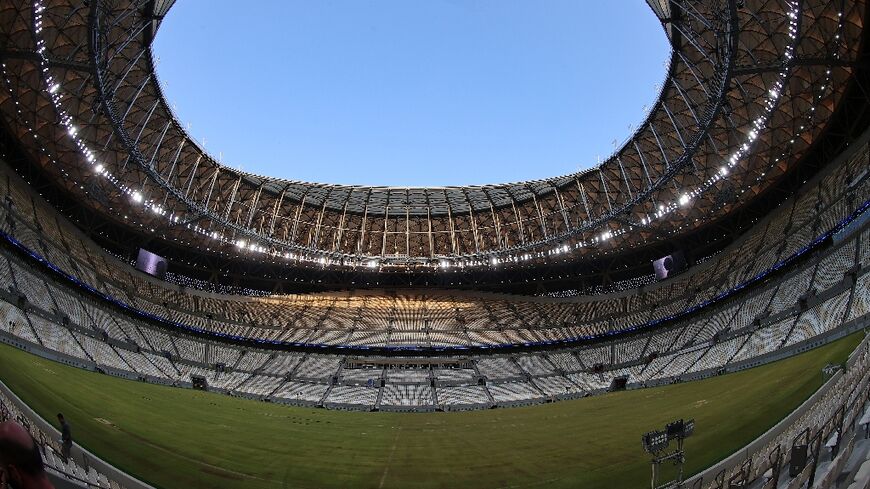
[
  {"left": 652, "top": 251, "right": 687, "bottom": 281},
  {"left": 136, "top": 248, "right": 168, "bottom": 279}
]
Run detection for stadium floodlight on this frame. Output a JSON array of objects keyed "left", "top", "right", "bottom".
[
  {"left": 678, "top": 194, "right": 690, "bottom": 206},
  {"left": 643, "top": 418, "right": 695, "bottom": 489},
  {"left": 664, "top": 418, "right": 695, "bottom": 442},
  {"left": 666, "top": 419, "right": 683, "bottom": 440},
  {"left": 642, "top": 429, "right": 669, "bottom": 453},
  {"left": 683, "top": 419, "right": 695, "bottom": 438}
]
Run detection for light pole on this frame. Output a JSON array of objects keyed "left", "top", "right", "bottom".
[{"left": 642, "top": 418, "right": 695, "bottom": 489}]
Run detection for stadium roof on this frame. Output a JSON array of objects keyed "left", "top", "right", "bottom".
[{"left": 0, "top": 0, "right": 866, "bottom": 274}]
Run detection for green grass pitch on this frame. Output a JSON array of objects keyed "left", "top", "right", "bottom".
[{"left": 0, "top": 334, "right": 861, "bottom": 489}]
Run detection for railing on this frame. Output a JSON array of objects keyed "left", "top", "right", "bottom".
[
  {"left": 683, "top": 331, "right": 870, "bottom": 488},
  {"left": 0, "top": 379, "right": 156, "bottom": 489}
]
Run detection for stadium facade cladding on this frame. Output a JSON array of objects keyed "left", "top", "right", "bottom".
[{"left": 0, "top": 1, "right": 866, "bottom": 282}]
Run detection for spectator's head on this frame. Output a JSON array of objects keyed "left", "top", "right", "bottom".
[
  {"left": 0, "top": 420, "right": 53, "bottom": 489},
  {"left": 55, "top": 414, "right": 62, "bottom": 424}
]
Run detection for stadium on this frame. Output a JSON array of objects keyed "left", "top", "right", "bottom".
[{"left": 0, "top": 0, "right": 869, "bottom": 488}]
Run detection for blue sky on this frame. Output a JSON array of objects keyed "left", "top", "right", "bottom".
[{"left": 153, "top": 1, "right": 670, "bottom": 186}]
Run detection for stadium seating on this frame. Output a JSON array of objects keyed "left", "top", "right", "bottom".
[
  {"left": 0, "top": 129, "right": 864, "bottom": 411},
  {"left": 6, "top": 247, "right": 864, "bottom": 413},
  {"left": 0, "top": 133, "right": 864, "bottom": 352}
]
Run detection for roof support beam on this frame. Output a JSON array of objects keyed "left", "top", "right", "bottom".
[
  {"left": 313, "top": 197, "right": 328, "bottom": 247},
  {"left": 202, "top": 167, "right": 220, "bottom": 209},
  {"left": 531, "top": 192, "right": 548, "bottom": 239},
  {"left": 731, "top": 58, "right": 857, "bottom": 76},
  {"left": 0, "top": 50, "right": 89, "bottom": 72},
  {"left": 599, "top": 171, "right": 614, "bottom": 214},
  {"left": 268, "top": 188, "right": 286, "bottom": 236},
  {"left": 222, "top": 174, "right": 242, "bottom": 222},
  {"left": 147, "top": 121, "right": 171, "bottom": 169},
  {"left": 553, "top": 187, "right": 570, "bottom": 230},
  {"left": 576, "top": 181, "right": 592, "bottom": 225},
  {"left": 334, "top": 201, "right": 348, "bottom": 252},
  {"left": 246, "top": 184, "right": 264, "bottom": 228},
  {"left": 110, "top": 72, "right": 152, "bottom": 151},
  {"left": 616, "top": 156, "right": 634, "bottom": 202},
  {"left": 511, "top": 200, "right": 526, "bottom": 246},
  {"left": 162, "top": 138, "right": 185, "bottom": 189},
  {"left": 130, "top": 99, "right": 161, "bottom": 159},
  {"left": 182, "top": 155, "right": 202, "bottom": 200},
  {"left": 426, "top": 207, "right": 434, "bottom": 258},
  {"left": 290, "top": 193, "right": 307, "bottom": 244},
  {"left": 447, "top": 204, "right": 457, "bottom": 255},
  {"left": 381, "top": 206, "right": 389, "bottom": 256}
]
